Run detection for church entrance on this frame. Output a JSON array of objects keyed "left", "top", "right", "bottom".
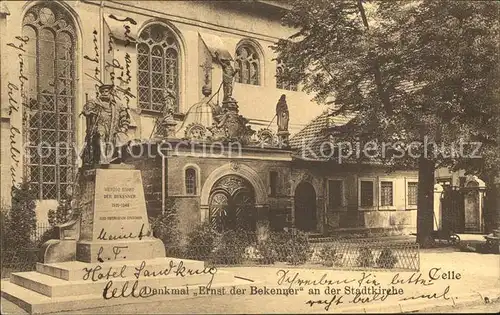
[
  {"left": 208, "top": 175, "right": 256, "bottom": 232},
  {"left": 294, "top": 182, "right": 317, "bottom": 231}
]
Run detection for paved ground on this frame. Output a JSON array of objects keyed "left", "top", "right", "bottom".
[
  {"left": 415, "top": 297, "right": 500, "bottom": 313},
  {"left": 2, "top": 243, "right": 498, "bottom": 314},
  {"left": 2, "top": 234, "right": 499, "bottom": 314}
]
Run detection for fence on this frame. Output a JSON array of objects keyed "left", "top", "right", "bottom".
[
  {"left": 165, "top": 230, "right": 420, "bottom": 271},
  {"left": 1, "top": 227, "right": 420, "bottom": 279},
  {"left": 31, "top": 222, "right": 53, "bottom": 242},
  {"left": 308, "top": 239, "right": 420, "bottom": 271}
]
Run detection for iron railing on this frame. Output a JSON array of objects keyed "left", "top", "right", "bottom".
[{"left": 1, "top": 227, "right": 420, "bottom": 279}]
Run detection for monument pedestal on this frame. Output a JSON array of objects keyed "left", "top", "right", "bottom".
[
  {"left": 1, "top": 166, "right": 245, "bottom": 313},
  {"left": 75, "top": 167, "right": 165, "bottom": 263}
]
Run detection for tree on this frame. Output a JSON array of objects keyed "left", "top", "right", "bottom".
[{"left": 273, "top": 0, "right": 500, "bottom": 246}]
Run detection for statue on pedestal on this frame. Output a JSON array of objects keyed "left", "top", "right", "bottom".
[
  {"left": 81, "top": 84, "right": 130, "bottom": 166},
  {"left": 154, "top": 85, "right": 177, "bottom": 138},
  {"left": 276, "top": 94, "right": 290, "bottom": 146},
  {"left": 214, "top": 51, "right": 239, "bottom": 102},
  {"left": 276, "top": 94, "right": 289, "bottom": 133}
]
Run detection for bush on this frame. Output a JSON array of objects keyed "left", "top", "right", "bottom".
[
  {"left": 0, "top": 210, "right": 11, "bottom": 251},
  {"left": 149, "top": 198, "right": 182, "bottom": 257},
  {"left": 1, "top": 182, "right": 38, "bottom": 276},
  {"left": 185, "top": 222, "right": 218, "bottom": 260},
  {"left": 211, "top": 229, "right": 252, "bottom": 265},
  {"left": 254, "top": 231, "right": 312, "bottom": 265},
  {"left": 256, "top": 240, "right": 278, "bottom": 264},
  {"left": 285, "top": 231, "right": 313, "bottom": 265},
  {"left": 3, "top": 181, "right": 37, "bottom": 250},
  {"left": 376, "top": 248, "right": 398, "bottom": 269},
  {"left": 318, "top": 245, "right": 343, "bottom": 267},
  {"left": 356, "top": 247, "right": 374, "bottom": 267},
  {"left": 47, "top": 200, "right": 73, "bottom": 227}
]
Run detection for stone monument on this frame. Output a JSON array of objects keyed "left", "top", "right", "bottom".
[
  {"left": 81, "top": 85, "right": 130, "bottom": 166},
  {"left": 209, "top": 52, "right": 255, "bottom": 144},
  {"left": 1, "top": 84, "right": 240, "bottom": 314},
  {"left": 153, "top": 85, "right": 178, "bottom": 139},
  {"left": 276, "top": 94, "right": 290, "bottom": 147}
]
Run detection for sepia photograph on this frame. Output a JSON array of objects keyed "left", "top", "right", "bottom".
[{"left": 0, "top": 0, "right": 499, "bottom": 313}]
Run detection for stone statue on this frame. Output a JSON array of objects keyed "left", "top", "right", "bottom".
[
  {"left": 276, "top": 94, "right": 289, "bottom": 133},
  {"left": 155, "top": 86, "right": 177, "bottom": 137},
  {"left": 214, "top": 51, "right": 238, "bottom": 102},
  {"left": 81, "top": 84, "right": 130, "bottom": 166},
  {"left": 161, "top": 86, "right": 176, "bottom": 122}
]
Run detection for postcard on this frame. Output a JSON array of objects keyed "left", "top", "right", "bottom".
[{"left": 1, "top": 0, "right": 499, "bottom": 314}]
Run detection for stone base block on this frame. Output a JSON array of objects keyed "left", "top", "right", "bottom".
[
  {"left": 76, "top": 239, "right": 165, "bottom": 263},
  {"left": 40, "top": 240, "right": 77, "bottom": 264}
]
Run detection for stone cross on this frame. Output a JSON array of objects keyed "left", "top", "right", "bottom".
[{"left": 200, "top": 58, "right": 213, "bottom": 96}]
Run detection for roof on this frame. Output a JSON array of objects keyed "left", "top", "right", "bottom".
[
  {"left": 254, "top": 0, "right": 292, "bottom": 10},
  {"left": 289, "top": 110, "right": 354, "bottom": 161}
]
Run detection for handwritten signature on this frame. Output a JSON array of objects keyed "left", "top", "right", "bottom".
[
  {"left": 277, "top": 269, "right": 379, "bottom": 290},
  {"left": 400, "top": 285, "right": 451, "bottom": 301},
  {"left": 82, "top": 259, "right": 218, "bottom": 299},
  {"left": 6, "top": 35, "right": 29, "bottom": 192},
  {"left": 96, "top": 223, "right": 150, "bottom": 241}
]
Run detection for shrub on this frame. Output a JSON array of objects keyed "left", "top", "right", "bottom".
[
  {"left": 4, "top": 181, "right": 37, "bottom": 250},
  {"left": 184, "top": 222, "right": 218, "bottom": 260},
  {"left": 285, "top": 231, "right": 313, "bottom": 265},
  {"left": 1, "top": 182, "right": 38, "bottom": 276},
  {"left": 356, "top": 247, "right": 374, "bottom": 268},
  {"left": 376, "top": 248, "right": 399, "bottom": 269},
  {"left": 47, "top": 200, "right": 73, "bottom": 227},
  {"left": 318, "top": 245, "right": 343, "bottom": 267},
  {"left": 255, "top": 231, "right": 312, "bottom": 265},
  {"left": 0, "top": 210, "right": 11, "bottom": 251},
  {"left": 256, "top": 240, "right": 278, "bottom": 264},
  {"left": 149, "top": 198, "right": 182, "bottom": 257},
  {"left": 211, "top": 229, "right": 251, "bottom": 265}
]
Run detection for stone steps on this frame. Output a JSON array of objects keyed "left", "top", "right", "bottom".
[
  {"left": 10, "top": 269, "right": 231, "bottom": 298},
  {"left": 2, "top": 257, "right": 244, "bottom": 313},
  {"left": 2, "top": 277, "right": 250, "bottom": 314}
]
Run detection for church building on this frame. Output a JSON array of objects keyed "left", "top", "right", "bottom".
[{"left": 0, "top": 0, "right": 419, "bottom": 239}]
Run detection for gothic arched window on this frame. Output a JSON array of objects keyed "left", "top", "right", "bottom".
[
  {"left": 137, "top": 24, "right": 180, "bottom": 112},
  {"left": 23, "top": 4, "right": 77, "bottom": 200},
  {"left": 234, "top": 44, "right": 260, "bottom": 85},
  {"left": 185, "top": 168, "right": 197, "bottom": 195}
]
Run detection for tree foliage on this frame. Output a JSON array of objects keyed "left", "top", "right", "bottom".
[{"left": 273, "top": 0, "right": 500, "bottom": 245}]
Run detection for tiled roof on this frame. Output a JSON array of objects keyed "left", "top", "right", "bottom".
[{"left": 290, "top": 110, "right": 354, "bottom": 161}]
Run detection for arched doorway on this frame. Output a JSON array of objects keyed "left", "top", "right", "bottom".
[
  {"left": 294, "top": 182, "right": 317, "bottom": 231},
  {"left": 209, "top": 175, "right": 256, "bottom": 232}
]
